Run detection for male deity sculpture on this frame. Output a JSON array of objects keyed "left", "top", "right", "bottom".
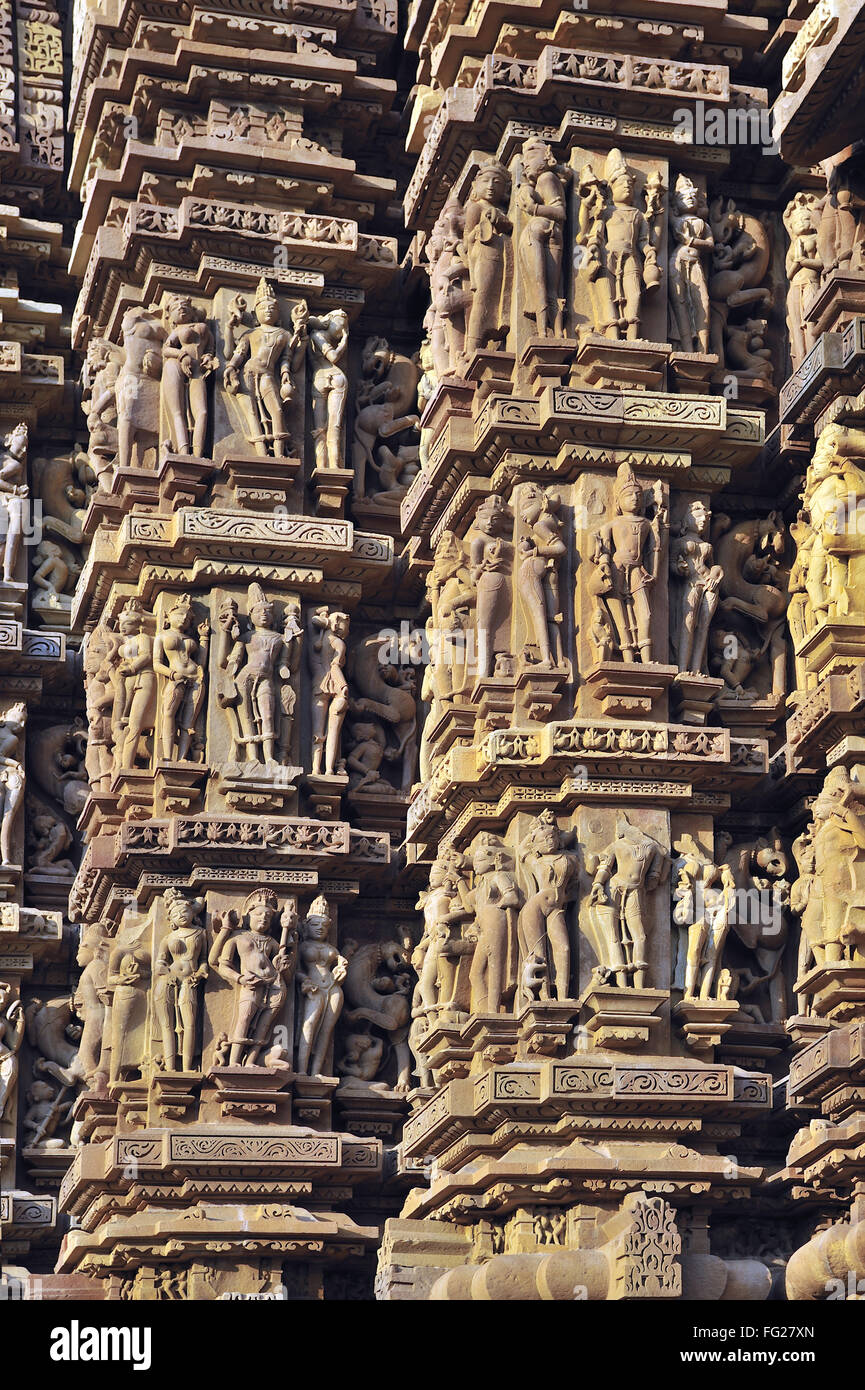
[
  {"left": 518, "top": 810, "right": 580, "bottom": 1001},
  {"left": 308, "top": 606, "right": 350, "bottom": 777},
  {"left": 669, "top": 499, "right": 723, "bottom": 674},
  {"left": 590, "top": 464, "right": 666, "bottom": 664},
  {"left": 209, "top": 890, "right": 298, "bottom": 1067},
  {"left": 517, "top": 136, "right": 566, "bottom": 338},
  {"left": 668, "top": 174, "right": 713, "bottom": 354},
  {"left": 307, "top": 309, "right": 350, "bottom": 472},
  {"left": 153, "top": 594, "right": 210, "bottom": 763},
  {"left": 295, "top": 895, "right": 347, "bottom": 1076},
  {"left": 0, "top": 422, "right": 28, "bottom": 585},
  {"left": 587, "top": 818, "right": 669, "bottom": 989},
  {"left": 577, "top": 149, "right": 660, "bottom": 340},
  {"left": 152, "top": 889, "right": 208, "bottom": 1073},
  {"left": 161, "top": 294, "right": 218, "bottom": 456},
  {"left": 461, "top": 159, "right": 513, "bottom": 359},
  {"left": 219, "top": 583, "right": 295, "bottom": 766},
  {"left": 224, "top": 279, "right": 307, "bottom": 456}
]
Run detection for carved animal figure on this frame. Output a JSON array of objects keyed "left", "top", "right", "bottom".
[
  {"left": 520, "top": 950, "right": 547, "bottom": 1004},
  {"left": 24, "top": 996, "right": 84, "bottom": 1087},
  {"left": 342, "top": 940, "right": 413, "bottom": 1090},
  {"left": 28, "top": 719, "right": 89, "bottom": 818},
  {"left": 712, "top": 512, "right": 787, "bottom": 698},
  {"left": 31, "top": 452, "right": 91, "bottom": 547},
  {"left": 713, "top": 513, "right": 787, "bottom": 625},
  {"left": 725, "top": 317, "right": 773, "bottom": 379},
  {"left": 360, "top": 337, "right": 419, "bottom": 418},
  {"left": 708, "top": 197, "right": 772, "bottom": 363},
  {"left": 708, "top": 197, "right": 772, "bottom": 304},
  {"left": 350, "top": 635, "right": 418, "bottom": 792}
]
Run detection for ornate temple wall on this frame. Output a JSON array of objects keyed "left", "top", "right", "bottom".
[{"left": 2, "top": 0, "right": 865, "bottom": 1304}]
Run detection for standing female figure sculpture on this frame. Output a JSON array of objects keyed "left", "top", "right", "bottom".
[
  {"left": 469, "top": 494, "right": 513, "bottom": 679},
  {"left": 296, "top": 896, "right": 347, "bottom": 1076},
  {"left": 517, "top": 137, "right": 566, "bottom": 339},
  {"left": 462, "top": 159, "right": 513, "bottom": 359},
  {"left": 308, "top": 607, "right": 350, "bottom": 776},
  {"left": 668, "top": 174, "right": 714, "bottom": 354},
  {"left": 0, "top": 702, "right": 26, "bottom": 865},
  {"left": 307, "top": 310, "right": 349, "bottom": 472},
  {"left": 669, "top": 499, "right": 722, "bottom": 674},
  {"left": 153, "top": 594, "right": 210, "bottom": 763},
  {"left": 783, "top": 192, "right": 823, "bottom": 370},
  {"left": 519, "top": 484, "right": 565, "bottom": 667}
]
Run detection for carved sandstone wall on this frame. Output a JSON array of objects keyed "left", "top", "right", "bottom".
[{"left": 2, "top": 0, "right": 865, "bottom": 1304}]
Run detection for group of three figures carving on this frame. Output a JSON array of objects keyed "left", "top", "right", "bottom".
[
  {"left": 139, "top": 889, "right": 348, "bottom": 1079},
  {"left": 427, "top": 140, "right": 658, "bottom": 366},
  {"left": 410, "top": 811, "right": 677, "bottom": 1036}
]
